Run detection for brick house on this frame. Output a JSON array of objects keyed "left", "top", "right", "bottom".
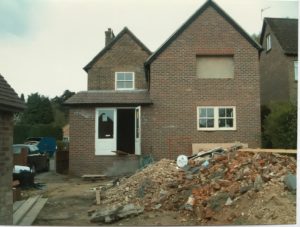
[
  {"left": 260, "top": 18, "right": 298, "bottom": 106},
  {"left": 66, "top": 0, "right": 262, "bottom": 176},
  {"left": 0, "top": 74, "right": 25, "bottom": 224}
]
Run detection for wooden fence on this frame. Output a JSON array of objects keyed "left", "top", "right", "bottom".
[{"left": 55, "top": 149, "right": 69, "bottom": 174}]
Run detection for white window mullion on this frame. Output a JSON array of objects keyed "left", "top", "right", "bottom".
[{"left": 214, "top": 107, "right": 218, "bottom": 130}]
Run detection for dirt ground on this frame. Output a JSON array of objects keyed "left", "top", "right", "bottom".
[
  {"left": 20, "top": 167, "right": 296, "bottom": 226},
  {"left": 22, "top": 171, "right": 192, "bottom": 226}
]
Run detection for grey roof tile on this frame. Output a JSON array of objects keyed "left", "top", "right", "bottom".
[
  {"left": 65, "top": 90, "right": 152, "bottom": 105},
  {"left": 0, "top": 74, "right": 26, "bottom": 112}
]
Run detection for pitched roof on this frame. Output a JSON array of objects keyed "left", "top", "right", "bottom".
[
  {"left": 84, "top": 27, "right": 152, "bottom": 72},
  {"left": 261, "top": 18, "right": 298, "bottom": 55},
  {"left": 145, "top": 0, "right": 262, "bottom": 66},
  {"left": 65, "top": 90, "right": 152, "bottom": 105},
  {"left": 0, "top": 74, "right": 26, "bottom": 112}
]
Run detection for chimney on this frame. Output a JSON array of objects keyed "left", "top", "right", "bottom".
[{"left": 105, "top": 28, "right": 115, "bottom": 46}]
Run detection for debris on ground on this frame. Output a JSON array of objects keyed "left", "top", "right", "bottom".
[
  {"left": 89, "top": 146, "right": 296, "bottom": 224},
  {"left": 90, "top": 203, "right": 144, "bottom": 223}
]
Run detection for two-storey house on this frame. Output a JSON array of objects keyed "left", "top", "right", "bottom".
[
  {"left": 66, "top": 0, "right": 262, "bottom": 176},
  {"left": 260, "top": 18, "right": 298, "bottom": 106}
]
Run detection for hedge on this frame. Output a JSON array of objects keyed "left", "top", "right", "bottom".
[
  {"left": 13, "top": 124, "right": 63, "bottom": 144},
  {"left": 262, "top": 102, "right": 297, "bottom": 149}
]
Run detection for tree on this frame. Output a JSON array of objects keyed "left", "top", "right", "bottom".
[
  {"left": 20, "top": 93, "right": 54, "bottom": 124},
  {"left": 51, "top": 90, "right": 75, "bottom": 126},
  {"left": 20, "top": 93, "right": 25, "bottom": 102},
  {"left": 252, "top": 33, "right": 261, "bottom": 43}
]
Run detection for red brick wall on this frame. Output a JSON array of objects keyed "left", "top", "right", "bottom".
[
  {"left": 69, "top": 31, "right": 150, "bottom": 176},
  {"left": 68, "top": 107, "right": 139, "bottom": 176},
  {"left": 87, "top": 33, "right": 149, "bottom": 90},
  {"left": 0, "top": 111, "right": 13, "bottom": 224},
  {"left": 142, "top": 6, "right": 261, "bottom": 160},
  {"left": 260, "top": 23, "right": 298, "bottom": 105}
]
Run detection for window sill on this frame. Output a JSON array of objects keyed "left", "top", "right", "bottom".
[
  {"left": 197, "top": 128, "right": 236, "bottom": 131},
  {"left": 197, "top": 77, "right": 234, "bottom": 80},
  {"left": 115, "top": 88, "right": 135, "bottom": 91}
]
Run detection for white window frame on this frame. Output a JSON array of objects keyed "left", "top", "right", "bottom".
[
  {"left": 294, "top": 61, "right": 298, "bottom": 81},
  {"left": 115, "top": 72, "right": 135, "bottom": 90},
  {"left": 197, "top": 106, "right": 236, "bottom": 131},
  {"left": 266, "top": 34, "right": 271, "bottom": 51}
]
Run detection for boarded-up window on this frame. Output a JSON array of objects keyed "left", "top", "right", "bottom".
[{"left": 196, "top": 56, "right": 234, "bottom": 79}]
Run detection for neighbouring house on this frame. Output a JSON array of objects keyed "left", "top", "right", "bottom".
[
  {"left": 0, "top": 74, "right": 25, "bottom": 224},
  {"left": 66, "top": 0, "right": 262, "bottom": 176},
  {"left": 260, "top": 18, "right": 298, "bottom": 106}
]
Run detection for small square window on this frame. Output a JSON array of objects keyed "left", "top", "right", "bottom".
[
  {"left": 115, "top": 72, "right": 134, "bottom": 90},
  {"left": 198, "top": 108, "right": 215, "bottom": 129}
]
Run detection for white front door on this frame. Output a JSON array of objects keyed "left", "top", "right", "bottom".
[
  {"left": 135, "top": 106, "right": 141, "bottom": 155},
  {"left": 95, "top": 108, "right": 116, "bottom": 155}
]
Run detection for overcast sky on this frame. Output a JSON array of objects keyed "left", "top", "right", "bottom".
[{"left": 0, "top": 0, "right": 298, "bottom": 99}]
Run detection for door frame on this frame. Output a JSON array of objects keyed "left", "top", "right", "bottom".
[{"left": 95, "top": 107, "right": 141, "bottom": 156}]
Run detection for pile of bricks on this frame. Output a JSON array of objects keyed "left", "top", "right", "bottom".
[{"left": 100, "top": 149, "right": 296, "bottom": 220}]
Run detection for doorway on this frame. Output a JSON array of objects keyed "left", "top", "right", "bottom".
[
  {"left": 117, "top": 109, "right": 135, "bottom": 154},
  {"left": 95, "top": 107, "right": 141, "bottom": 155}
]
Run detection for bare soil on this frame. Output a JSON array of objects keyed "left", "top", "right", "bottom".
[{"left": 23, "top": 171, "right": 195, "bottom": 226}]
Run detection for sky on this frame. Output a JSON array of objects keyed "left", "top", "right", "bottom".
[{"left": 0, "top": 0, "right": 298, "bottom": 99}]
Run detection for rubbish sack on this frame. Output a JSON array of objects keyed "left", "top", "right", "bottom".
[{"left": 13, "top": 165, "right": 31, "bottom": 174}]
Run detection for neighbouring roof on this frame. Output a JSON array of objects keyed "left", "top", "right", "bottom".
[
  {"left": 0, "top": 74, "right": 26, "bottom": 112},
  {"left": 145, "top": 0, "right": 262, "bottom": 66},
  {"left": 84, "top": 27, "right": 152, "bottom": 72},
  {"left": 261, "top": 18, "right": 298, "bottom": 55},
  {"left": 65, "top": 90, "right": 152, "bottom": 105}
]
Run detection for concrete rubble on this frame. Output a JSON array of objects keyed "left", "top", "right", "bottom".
[{"left": 89, "top": 147, "right": 296, "bottom": 223}]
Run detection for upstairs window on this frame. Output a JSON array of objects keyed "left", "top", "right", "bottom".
[
  {"left": 294, "top": 61, "right": 298, "bottom": 81},
  {"left": 196, "top": 56, "right": 234, "bottom": 79},
  {"left": 115, "top": 72, "right": 134, "bottom": 90},
  {"left": 266, "top": 34, "right": 272, "bottom": 51},
  {"left": 197, "top": 106, "right": 236, "bottom": 131}
]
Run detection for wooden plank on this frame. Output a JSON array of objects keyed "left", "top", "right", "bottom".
[
  {"left": 111, "top": 150, "right": 129, "bottom": 155},
  {"left": 82, "top": 174, "right": 107, "bottom": 180},
  {"left": 96, "top": 188, "right": 101, "bottom": 205},
  {"left": 13, "top": 195, "right": 40, "bottom": 225},
  {"left": 19, "top": 198, "right": 48, "bottom": 226},
  {"left": 13, "top": 200, "right": 26, "bottom": 213},
  {"left": 238, "top": 148, "right": 297, "bottom": 154},
  {"left": 192, "top": 143, "right": 248, "bottom": 155}
]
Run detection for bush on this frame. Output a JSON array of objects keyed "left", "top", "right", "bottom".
[{"left": 262, "top": 102, "right": 297, "bottom": 149}]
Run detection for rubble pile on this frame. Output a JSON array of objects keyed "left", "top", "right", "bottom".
[{"left": 97, "top": 149, "right": 296, "bottom": 223}]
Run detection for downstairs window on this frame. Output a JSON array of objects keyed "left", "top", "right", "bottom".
[{"left": 197, "top": 106, "right": 236, "bottom": 130}]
